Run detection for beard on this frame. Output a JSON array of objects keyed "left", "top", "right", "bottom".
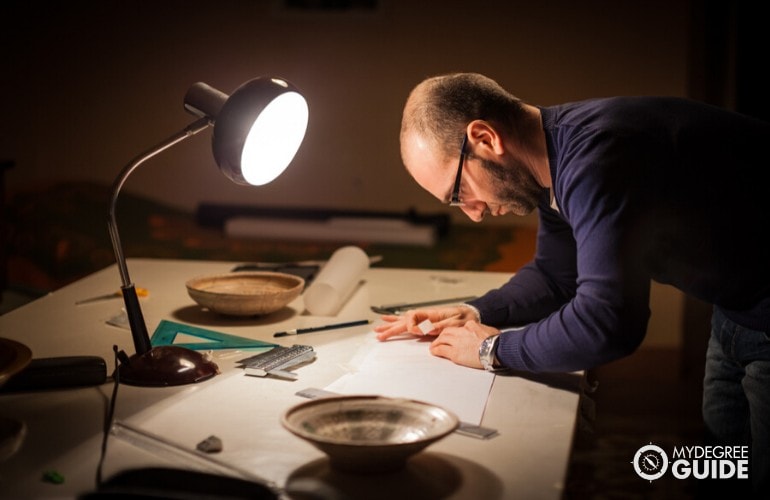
[{"left": 478, "top": 156, "right": 545, "bottom": 216}]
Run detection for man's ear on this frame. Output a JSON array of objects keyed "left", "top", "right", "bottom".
[{"left": 466, "top": 120, "right": 506, "bottom": 156}]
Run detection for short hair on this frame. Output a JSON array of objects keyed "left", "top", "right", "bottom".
[{"left": 401, "top": 73, "right": 525, "bottom": 160}]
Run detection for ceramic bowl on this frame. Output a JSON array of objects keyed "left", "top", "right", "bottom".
[
  {"left": 186, "top": 272, "right": 304, "bottom": 316},
  {"left": 281, "top": 395, "right": 459, "bottom": 473}
]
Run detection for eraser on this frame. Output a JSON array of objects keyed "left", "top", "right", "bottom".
[{"left": 417, "top": 319, "right": 435, "bottom": 335}]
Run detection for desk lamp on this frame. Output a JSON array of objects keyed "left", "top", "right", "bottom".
[{"left": 108, "top": 78, "right": 309, "bottom": 386}]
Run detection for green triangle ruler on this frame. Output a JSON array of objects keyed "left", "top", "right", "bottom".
[{"left": 151, "top": 320, "right": 277, "bottom": 350}]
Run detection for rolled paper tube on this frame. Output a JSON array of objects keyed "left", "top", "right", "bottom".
[{"left": 303, "top": 246, "right": 370, "bottom": 316}]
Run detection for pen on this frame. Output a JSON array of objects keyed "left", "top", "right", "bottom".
[{"left": 274, "top": 319, "right": 371, "bottom": 338}]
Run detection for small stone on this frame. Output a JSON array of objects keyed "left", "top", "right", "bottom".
[{"left": 196, "top": 435, "right": 223, "bottom": 453}]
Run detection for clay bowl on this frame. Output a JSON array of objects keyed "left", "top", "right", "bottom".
[{"left": 186, "top": 272, "right": 304, "bottom": 316}]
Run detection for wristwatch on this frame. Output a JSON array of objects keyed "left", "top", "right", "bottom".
[{"left": 479, "top": 334, "right": 501, "bottom": 371}]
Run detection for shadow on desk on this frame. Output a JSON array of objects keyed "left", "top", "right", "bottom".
[
  {"left": 286, "top": 452, "right": 503, "bottom": 500},
  {"left": 81, "top": 453, "right": 503, "bottom": 500},
  {"left": 502, "top": 370, "right": 587, "bottom": 395},
  {"left": 170, "top": 304, "right": 300, "bottom": 328}
]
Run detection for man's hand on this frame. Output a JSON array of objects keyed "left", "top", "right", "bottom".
[
  {"left": 374, "top": 305, "right": 480, "bottom": 340},
  {"left": 430, "top": 321, "right": 501, "bottom": 369}
]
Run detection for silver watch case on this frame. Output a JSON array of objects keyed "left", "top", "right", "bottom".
[{"left": 479, "top": 334, "right": 501, "bottom": 371}]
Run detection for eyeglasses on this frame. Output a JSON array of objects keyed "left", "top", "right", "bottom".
[{"left": 449, "top": 133, "right": 468, "bottom": 206}]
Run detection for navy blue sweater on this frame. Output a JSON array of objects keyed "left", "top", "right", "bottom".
[{"left": 468, "top": 97, "right": 770, "bottom": 372}]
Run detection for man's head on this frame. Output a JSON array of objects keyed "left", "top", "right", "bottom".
[{"left": 400, "top": 73, "right": 545, "bottom": 221}]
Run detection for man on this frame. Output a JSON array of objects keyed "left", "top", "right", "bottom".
[{"left": 374, "top": 73, "right": 769, "bottom": 494}]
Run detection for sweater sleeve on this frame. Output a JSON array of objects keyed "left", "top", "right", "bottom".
[
  {"left": 471, "top": 135, "right": 653, "bottom": 373},
  {"left": 468, "top": 202, "right": 578, "bottom": 326}
]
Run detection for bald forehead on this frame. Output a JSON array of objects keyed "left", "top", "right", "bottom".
[
  {"left": 400, "top": 84, "right": 434, "bottom": 149},
  {"left": 401, "top": 130, "right": 455, "bottom": 203},
  {"left": 401, "top": 130, "right": 440, "bottom": 172}
]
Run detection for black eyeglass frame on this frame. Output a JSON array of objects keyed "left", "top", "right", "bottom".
[{"left": 449, "top": 133, "right": 468, "bottom": 207}]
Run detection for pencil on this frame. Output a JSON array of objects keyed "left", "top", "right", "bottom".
[{"left": 274, "top": 319, "right": 371, "bottom": 338}]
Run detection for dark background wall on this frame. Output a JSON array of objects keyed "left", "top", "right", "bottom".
[{"left": 2, "top": 0, "right": 697, "bottom": 229}]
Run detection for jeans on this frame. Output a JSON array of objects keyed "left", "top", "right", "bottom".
[{"left": 702, "top": 306, "right": 770, "bottom": 497}]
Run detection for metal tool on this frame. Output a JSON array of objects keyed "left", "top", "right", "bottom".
[
  {"left": 238, "top": 345, "right": 316, "bottom": 380},
  {"left": 370, "top": 295, "right": 478, "bottom": 315},
  {"left": 76, "top": 287, "right": 149, "bottom": 305}
]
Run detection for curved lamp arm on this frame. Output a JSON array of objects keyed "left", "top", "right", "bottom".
[{"left": 107, "top": 117, "right": 211, "bottom": 356}]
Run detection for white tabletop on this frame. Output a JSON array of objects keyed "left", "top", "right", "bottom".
[{"left": 0, "top": 258, "right": 581, "bottom": 499}]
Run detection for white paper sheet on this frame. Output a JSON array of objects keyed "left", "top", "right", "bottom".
[{"left": 325, "top": 332, "right": 495, "bottom": 424}]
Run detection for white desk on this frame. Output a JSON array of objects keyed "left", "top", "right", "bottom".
[{"left": 0, "top": 259, "right": 581, "bottom": 499}]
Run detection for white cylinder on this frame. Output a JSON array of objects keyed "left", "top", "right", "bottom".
[{"left": 304, "top": 246, "right": 370, "bottom": 316}]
